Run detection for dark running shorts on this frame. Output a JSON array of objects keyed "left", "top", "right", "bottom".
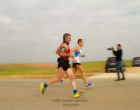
[
  {"left": 57, "top": 58, "right": 70, "bottom": 71},
  {"left": 73, "top": 63, "right": 81, "bottom": 68}
]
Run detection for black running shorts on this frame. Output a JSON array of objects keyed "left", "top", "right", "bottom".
[
  {"left": 72, "top": 63, "right": 81, "bottom": 68},
  {"left": 57, "top": 58, "right": 70, "bottom": 71}
]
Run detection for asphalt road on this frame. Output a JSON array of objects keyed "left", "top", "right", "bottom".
[{"left": 0, "top": 72, "right": 140, "bottom": 110}]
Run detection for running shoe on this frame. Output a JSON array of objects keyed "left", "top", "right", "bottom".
[
  {"left": 40, "top": 83, "right": 46, "bottom": 95},
  {"left": 85, "top": 83, "right": 94, "bottom": 88},
  {"left": 59, "top": 79, "right": 64, "bottom": 85},
  {"left": 74, "top": 91, "right": 84, "bottom": 98}
]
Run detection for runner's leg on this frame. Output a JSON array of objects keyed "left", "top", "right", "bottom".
[
  {"left": 72, "top": 67, "right": 77, "bottom": 74},
  {"left": 62, "top": 65, "right": 77, "bottom": 79},
  {"left": 66, "top": 68, "right": 85, "bottom": 97},
  {"left": 47, "top": 67, "right": 65, "bottom": 86},
  {"left": 76, "top": 65, "right": 87, "bottom": 85},
  {"left": 66, "top": 68, "right": 76, "bottom": 90}
]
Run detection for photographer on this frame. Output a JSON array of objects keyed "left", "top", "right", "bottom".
[{"left": 110, "top": 44, "right": 125, "bottom": 81}]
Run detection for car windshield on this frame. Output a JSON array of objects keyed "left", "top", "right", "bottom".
[{"left": 108, "top": 58, "right": 116, "bottom": 62}]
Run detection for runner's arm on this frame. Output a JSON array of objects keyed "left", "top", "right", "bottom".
[
  {"left": 71, "top": 56, "right": 77, "bottom": 62},
  {"left": 70, "top": 47, "right": 78, "bottom": 62},
  {"left": 70, "top": 47, "right": 79, "bottom": 53},
  {"left": 56, "top": 47, "right": 60, "bottom": 56},
  {"left": 59, "top": 44, "right": 74, "bottom": 57}
]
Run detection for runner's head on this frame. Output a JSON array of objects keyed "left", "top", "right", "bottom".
[
  {"left": 63, "top": 33, "right": 71, "bottom": 44},
  {"left": 78, "top": 39, "right": 84, "bottom": 47}
]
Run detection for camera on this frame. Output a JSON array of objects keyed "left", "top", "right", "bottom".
[{"left": 107, "top": 47, "right": 114, "bottom": 50}]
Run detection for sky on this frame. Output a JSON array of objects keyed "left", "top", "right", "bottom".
[{"left": 0, "top": 0, "right": 140, "bottom": 64}]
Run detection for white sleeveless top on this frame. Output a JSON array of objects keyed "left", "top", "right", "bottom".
[{"left": 73, "top": 46, "right": 83, "bottom": 63}]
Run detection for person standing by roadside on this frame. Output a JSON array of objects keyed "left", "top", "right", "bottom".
[{"left": 111, "top": 44, "right": 126, "bottom": 81}]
